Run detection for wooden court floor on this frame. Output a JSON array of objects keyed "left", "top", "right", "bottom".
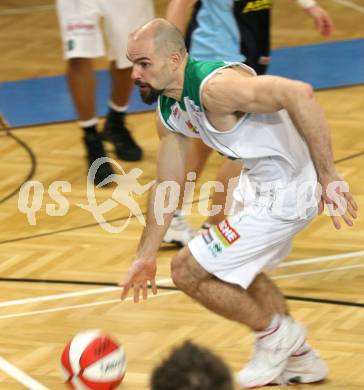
[{"left": 0, "top": 1, "right": 363, "bottom": 389}]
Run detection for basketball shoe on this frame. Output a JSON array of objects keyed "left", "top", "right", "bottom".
[
  {"left": 236, "top": 315, "right": 306, "bottom": 388},
  {"left": 84, "top": 132, "right": 114, "bottom": 186},
  {"left": 270, "top": 345, "right": 328, "bottom": 385},
  {"left": 163, "top": 211, "right": 195, "bottom": 246},
  {"left": 102, "top": 111, "right": 142, "bottom": 161}
]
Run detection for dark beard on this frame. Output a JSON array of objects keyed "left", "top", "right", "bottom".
[{"left": 135, "top": 80, "right": 164, "bottom": 105}]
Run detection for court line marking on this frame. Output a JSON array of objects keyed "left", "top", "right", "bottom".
[
  {"left": 0, "top": 356, "right": 48, "bottom": 390},
  {"left": 0, "top": 263, "right": 363, "bottom": 320},
  {"left": 0, "top": 261, "right": 361, "bottom": 386},
  {"left": 0, "top": 264, "right": 363, "bottom": 320},
  {"left": 274, "top": 263, "right": 364, "bottom": 279},
  {"left": 0, "top": 251, "right": 364, "bottom": 312},
  {"left": 280, "top": 250, "right": 364, "bottom": 267},
  {"left": 332, "top": 0, "right": 364, "bottom": 13},
  {"left": 0, "top": 278, "right": 172, "bottom": 308},
  {"left": 0, "top": 290, "right": 179, "bottom": 320},
  {"left": 0, "top": 250, "right": 363, "bottom": 308},
  {"left": 0, "top": 287, "right": 118, "bottom": 309},
  {"left": 0, "top": 5, "right": 54, "bottom": 16}
]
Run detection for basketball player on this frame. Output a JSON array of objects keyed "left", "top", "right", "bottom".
[
  {"left": 120, "top": 19, "right": 358, "bottom": 387},
  {"left": 151, "top": 341, "right": 233, "bottom": 390},
  {"left": 56, "top": 0, "right": 154, "bottom": 185},
  {"left": 163, "top": 0, "right": 333, "bottom": 242}
]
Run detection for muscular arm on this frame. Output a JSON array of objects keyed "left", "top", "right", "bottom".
[
  {"left": 166, "top": 0, "right": 197, "bottom": 33},
  {"left": 137, "top": 115, "right": 189, "bottom": 258},
  {"left": 120, "top": 115, "right": 189, "bottom": 301},
  {"left": 203, "top": 69, "right": 335, "bottom": 176},
  {"left": 202, "top": 69, "right": 357, "bottom": 228}
]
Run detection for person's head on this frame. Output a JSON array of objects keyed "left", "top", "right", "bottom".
[
  {"left": 127, "top": 18, "right": 187, "bottom": 104},
  {"left": 151, "top": 341, "right": 234, "bottom": 390}
]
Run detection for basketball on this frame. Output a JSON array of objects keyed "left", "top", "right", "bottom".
[{"left": 60, "top": 329, "right": 126, "bottom": 390}]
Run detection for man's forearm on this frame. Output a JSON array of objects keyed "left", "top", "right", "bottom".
[
  {"left": 135, "top": 129, "right": 188, "bottom": 259},
  {"left": 285, "top": 84, "right": 336, "bottom": 178},
  {"left": 136, "top": 181, "right": 178, "bottom": 259},
  {"left": 166, "top": 0, "right": 197, "bottom": 33}
]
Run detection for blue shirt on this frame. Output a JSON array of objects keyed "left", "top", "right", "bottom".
[{"left": 189, "top": 0, "right": 246, "bottom": 62}]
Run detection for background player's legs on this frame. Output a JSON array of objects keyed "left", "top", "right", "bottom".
[
  {"left": 164, "top": 140, "right": 241, "bottom": 245},
  {"left": 102, "top": 62, "right": 142, "bottom": 161},
  {"left": 67, "top": 58, "right": 113, "bottom": 185},
  {"left": 67, "top": 58, "right": 96, "bottom": 121},
  {"left": 110, "top": 63, "right": 134, "bottom": 106},
  {"left": 164, "top": 138, "right": 212, "bottom": 246},
  {"left": 184, "top": 138, "right": 213, "bottom": 177},
  {"left": 204, "top": 159, "right": 241, "bottom": 227}
]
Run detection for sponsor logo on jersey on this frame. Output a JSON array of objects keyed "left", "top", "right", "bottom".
[
  {"left": 186, "top": 120, "right": 199, "bottom": 134},
  {"left": 242, "top": 0, "right": 272, "bottom": 13},
  {"left": 67, "top": 40, "right": 75, "bottom": 51},
  {"left": 202, "top": 230, "right": 214, "bottom": 245},
  {"left": 172, "top": 106, "right": 180, "bottom": 120},
  {"left": 189, "top": 101, "right": 201, "bottom": 113},
  {"left": 66, "top": 21, "right": 95, "bottom": 32},
  {"left": 212, "top": 219, "right": 240, "bottom": 247},
  {"left": 208, "top": 241, "right": 223, "bottom": 257}
]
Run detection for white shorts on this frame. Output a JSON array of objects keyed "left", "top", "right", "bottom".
[
  {"left": 56, "top": 0, "right": 154, "bottom": 68},
  {"left": 188, "top": 188, "right": 317, "bottom": 290}
]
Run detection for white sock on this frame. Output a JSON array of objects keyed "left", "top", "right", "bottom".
[
  {"left": 79, "top": 117, "right": 98, "bottom": 128},
  {"left": 108, "top": 100, "right": 128, "bottom": 113},
  {"left": 256, "top": 314, "right": 281, "bottom": 339}
]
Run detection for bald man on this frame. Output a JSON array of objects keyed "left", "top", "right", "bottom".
[{"left": 120, "top": 19, "right": 357, "bottom": 388}]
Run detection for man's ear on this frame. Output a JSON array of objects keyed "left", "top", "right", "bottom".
[{"left": 169, "top": 52, "right": 183, "bottom": 71}]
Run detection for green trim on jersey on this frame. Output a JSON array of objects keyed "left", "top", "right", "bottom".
[{"left": 158, "top": 56, "right": 226, "bottom": 128}]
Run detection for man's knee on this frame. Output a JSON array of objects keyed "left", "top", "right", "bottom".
[{"left": 171, "top": 247, "right": 205, "bottom": 294}]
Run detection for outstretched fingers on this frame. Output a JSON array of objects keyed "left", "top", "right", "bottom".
[
  {"left": 150, "top": 278, "right": 158, "bottom": 295},
  {"left": 119, "top": 279, "right": 157, "bottom": 302},
  {"left": 346, "top": 192, "right": 358, "bottom": 218},
  {"left": 325, "top": 189, "right": 358, "bottom": 229},
  {"left": 120, "top": 281, "right": 131, "bottom": 301}
]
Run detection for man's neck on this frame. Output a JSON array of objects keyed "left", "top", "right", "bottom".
[{"left": 163, "top": 54, "right": 188, "bottom": 101}]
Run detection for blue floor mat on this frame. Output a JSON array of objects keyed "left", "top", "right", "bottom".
[{"left": 0, "top": 38, "right": 363, "bottom": 128}]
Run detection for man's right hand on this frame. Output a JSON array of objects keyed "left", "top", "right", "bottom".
[
  {"left": 119, "top": 258, "right": 158, "bottom": 302},
  {"left": 318, "top": 171, "right": 358, "bottom": 229}
]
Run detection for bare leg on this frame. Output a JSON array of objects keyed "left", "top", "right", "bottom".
[
  {"left": 248, "top": 273, "right": 289, "bottom": 316},
  {"left": 104, "top": 62, "right": 142, "bottom": 161},
  {"left": 171, "top": 247, "right": 273, "bottom": 331},
  {"left": 67, "top": 58, "right": 114, "bottom": 184},
  {"left": 110, "top": 62, "right": 133, "bottom": 106},
  {"left": 67, "top": 58, "right": 96, "bottom": 121}
]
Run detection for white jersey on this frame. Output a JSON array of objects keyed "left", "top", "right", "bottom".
[
  {"left": 158, "top": 58, "right": 320, "bottom": 288},
  {"left": 158, "top": 57, "right": 317, "bottom": 214}
]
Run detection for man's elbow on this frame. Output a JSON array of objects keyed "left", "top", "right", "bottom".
[{"left": 297, "top": 81, "right": 314, "bottom": 100}]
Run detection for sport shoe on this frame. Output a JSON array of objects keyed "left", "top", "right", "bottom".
[
  {"left": 102, "top": 114, "right": 142, "bottom": 161},
  {"left": 83, "top": 133, "right": 114, "bottom": 186},
  {"left": 163, "top": 212, "right": 196, "bottom": 247},
  {"left": 271, "top": 347, "right": 328, "bottom": 385},
  {"left": 236, "top": 316, "right": 306, "bottom": 388}
]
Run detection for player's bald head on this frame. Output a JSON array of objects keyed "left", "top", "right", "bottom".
[{"left": 130, "top": 18, "right": 186, "bottom": 58}]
